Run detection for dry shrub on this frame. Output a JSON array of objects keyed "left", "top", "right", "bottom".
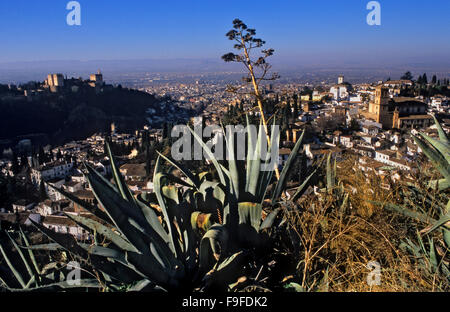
[{"left": 284, "top": 156, "right": 449, "bottom": 292}]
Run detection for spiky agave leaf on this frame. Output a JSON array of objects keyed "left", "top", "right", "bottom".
[
  {"left": 433, "top": 115, "right": 449, "bottom": 145},
  {"left": 413, "top": 135, "right": 450, "bottom": 188},
  {"left": 271, "top": 129, "right": 304, "bottom": 203}
]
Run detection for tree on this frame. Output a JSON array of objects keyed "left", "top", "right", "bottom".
[
  {"left": 432, "top": 75, "right": 437, "bottom": 85},
  {"left": 11, "top": 151, "right": 19, "bottom": 175},
  {"left": 349, "top": 118, "right": 361, "bottom": 131},
  {"left": 38, "top": 146, "right": 45, "bottom": 165},
  {"left": 422, "top": 73, "right": 428, "bottom": 84},
  {"left": 292, "top": 98, "right": 299, "bottom": 120},
  {"left": 284, "top": 100, "right": 292, "bottom": 123},
  {"left": 222, "top": 18, "right": 280, "bottom": 179},
  {"left": 400, "top": 71, "right": 413, "bottom": 81},
  {"left": 20, "top": 155, "right": 28, "bottom": 170},
  {"left": 417, "top": 75, "right": 423, "bottom": 85},
  {"left": 39, "top": 180, "right": 48, "bottom": 201}
]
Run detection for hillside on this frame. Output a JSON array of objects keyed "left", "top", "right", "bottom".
[{"left": 0, "top": 84, "right": 193, "bottom": 147}]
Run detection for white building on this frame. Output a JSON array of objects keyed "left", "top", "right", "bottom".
[
  {"left": 330, "top": 75, "right": 353, "bottom": 101},
  {"left": 31, "top": 161, "right": 74, "bottom": 186},
  {"left": 374, "top": 150, "right": 411, "bottom": 170},
  {"left": 42, "top": 215, "right": 90, "bottom": 240}
]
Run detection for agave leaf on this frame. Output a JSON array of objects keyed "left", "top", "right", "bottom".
[
  {"left": 78, "top": 243, "right": 127, "bottom": 263},
  {"left": 86, "top": 163, "right": 177, "bottom": 268},
  {"left": 255, "top": 120, "right": 278, "bottom": 203},
  {"left": 30, "top": 220, "right": 149, "bottom": 284},
  {"left": 128, "top": 279, "right": 154, "bottom": 292},
  {"left": 433, "top": 115, "right": 449, "bottom": 145},
  {"left": 191, "top": 212, "right": 214, "bottom": 232},
  {"left": 260, "top": 208, "right": 281, "bottom": 230},
  {"left": 153, "top": 159, "right": 181, "bottom": 259},
  {"left": 135, "top": 199, "right": 171, "bottom": 245},
  {"left": 5, "top": 232, "right": 35, "bottom": 284},
  {"left": 106, "top": 142, "right": 136, "bottom": 204},
  {"left": 224, "top": 124, "right": 240, "bottom": 199},
  {"left": 283, "top": 282, "right": 304, "bottom": 292},
  {"left": 245, "top": 115, "right": 256, "bottom": 193},
  {"left": 46, "top": 183, "right": 112, "bottom": 223},
  {"left": 422, "top": 214, "right": 450, "bottom": 234},
  {"left": 0, "top": 238, "right": 26, "bottom": 288},
  {"left": 326, "top": 153, "right": 334, "bottom": 192},
  {"left": 29, "top": 220, "right": 90, "bottom": 259},
  {"left": 19, "top": 227, "right": 41, "bottom": 276},
  {"left": 340, "top": 193, "right": 349, "bottom": 211},
  {"left": 203, "top": 251, "right": 248, "bottom": 290},
  {"left": 164, "top": 173, "right": 197, "bottom": 188},
  {"left": 369, "top": 201, "right": 431, "bottom": 223},
  {"left": 5, "top": 279, "right": 102, "bottom": 292},
  {"left": 157, "top": 151, "right": 199, "bottom": 189},
  {"left": 272, "top": 130, "right": 304, "bottom": 203},
  {"left": 198, "top": 179, "right": 224, "bottom": 212},
  {"left": 199, "top": 224, "right": 228, "bottom": 273},
  {"left": 219, "top": 164, "right": 231, "bottom": 178},
  {"left": 247, "top": 120, "right": 262, "bottom": 196},
  {"left": 292, "top": 169, "right": 317, "bottom": 201},
  {"left": 413, "top": 136, "right": 450, "bottom": 181},
  {"left": 180, "top": 208, "right": 198, "bottom": 273},
  {"left": 188, "top": 126, "right": 226, "bottom": 185},
  {"left": 321, "top": 266, "right": 329, "bottom": 292},
  {"left": 125, "top": 251, "right": 174, "bottom": 290},
  {"left": 238, "top": 202, "right": 263, "bottom": 232},
  {"left": 419, "top": 133, "right": 450, "bottom": 163},
  {"left": 256, "top": 124, "right": 276, "bottom": 203},
  {"left": 85, "top": 163, "right": 147, "bottom": 226},
  {"left": 64, "top": 213, "right": 137, "bottom": 252},
  {"left": 428, "top": 178, "right": 450, "bottom": 191},
  {"left": 443, "top": 228, "right": 450, "bottom": 248},
  {"left": 19, "top": 243, "right": 63, "bottom": 251},
  {"left": 0, "top": 276, "right": 9, "bottom": 288},
  {"left": 428, "top": 237, "right": 438, "bottom": 272}
]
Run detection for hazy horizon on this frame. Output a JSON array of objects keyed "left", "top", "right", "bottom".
[
  {"left": 0, "top": 57, "right": 449, "bottom": 85},
  {"left": 1, "top": 0, "right": 449, "bottom": 84}
]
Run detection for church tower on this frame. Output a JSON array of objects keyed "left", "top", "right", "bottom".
[{"left": 369, "top": 85, "right": 392, "bottom": 128}]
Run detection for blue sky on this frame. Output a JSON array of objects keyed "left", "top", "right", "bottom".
[{"left": 0, "top": 0, "right": 449, "bottom": 65}]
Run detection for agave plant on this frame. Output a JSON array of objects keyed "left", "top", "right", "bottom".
[
  {"left": 372, "top": 117, "right": 450, "bottom": 247},
  {"left": 400, "top": 232, "right": 450, "bottom": 283},
  {"left": 39, "top": 143, "right": 236, "bottom": 292},
  {"left": 151, "top": 116, "right": 317, "bottom": 288},
  {"left": 413, "top": 115, "right": 450, "bottom": 191},
  {"left": 0, "top": 227, "right": 101, "bottom": 291},
  {"left": 1, "top": 116, "right": 318, "bottom": 292},
  {"left": 308, "top": 153, "right": 348, "bottom": 213}
]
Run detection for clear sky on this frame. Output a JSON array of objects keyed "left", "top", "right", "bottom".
[{"left": 0, "top": 0, "right": 449, "bottom": 65}]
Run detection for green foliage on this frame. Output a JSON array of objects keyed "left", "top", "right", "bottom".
[
  {"left": 0, "top": 228, "right": 99, "bottom": 291},
  {"left": 369, "top": 117, "right": 450, "bottom": 285},
  {"left": 1, "top": 114, "right": 319, "bottom": 292}
]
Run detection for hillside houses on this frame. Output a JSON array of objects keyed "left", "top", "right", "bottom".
[{"left": 30, "top": 160, "right": 74, "bottom": 186}]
